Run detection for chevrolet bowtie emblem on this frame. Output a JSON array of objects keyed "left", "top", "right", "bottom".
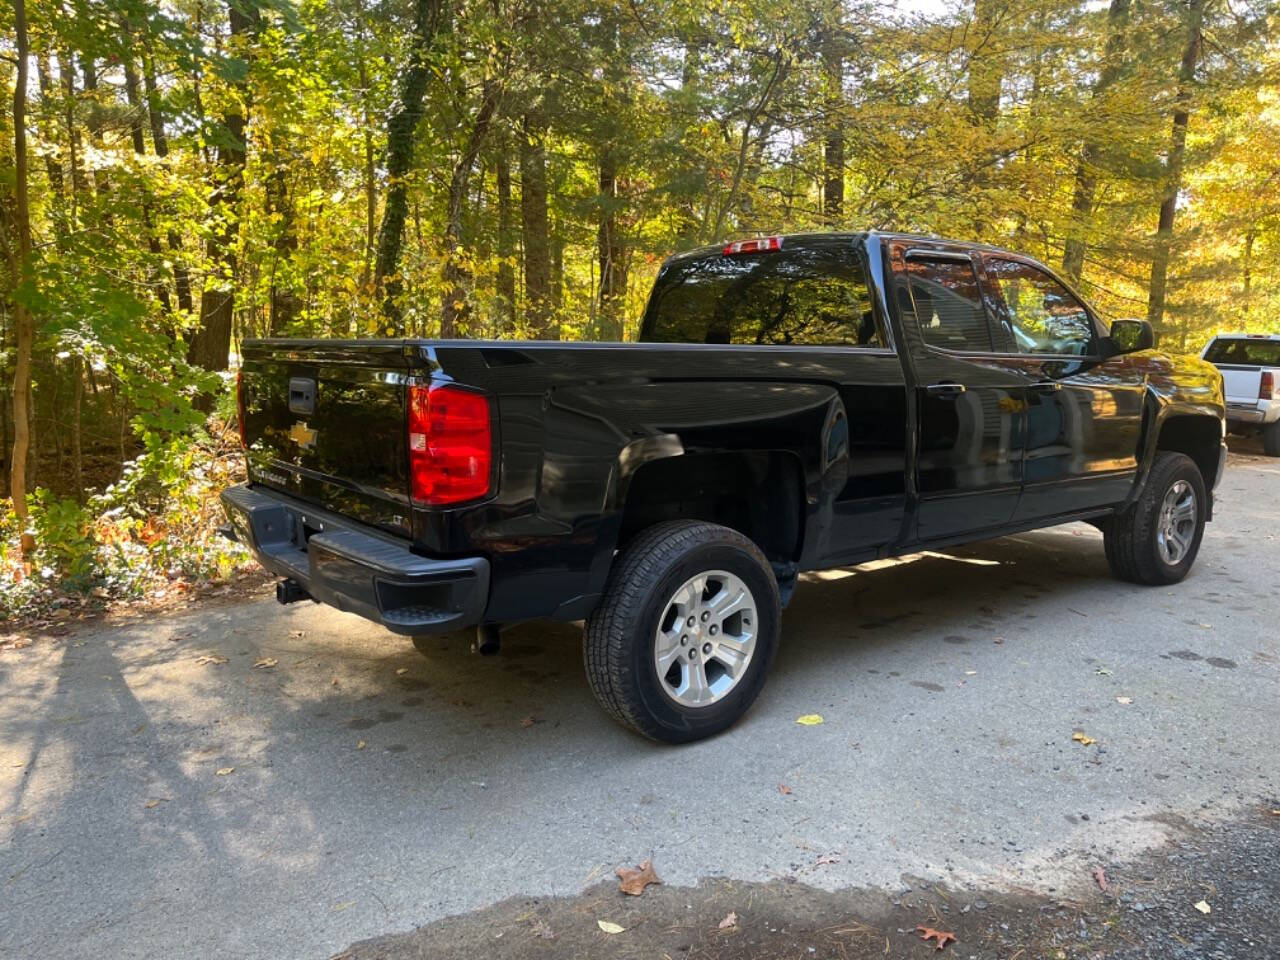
[{"left": 288, "top": 421, "right": 318, "bottom": 449}]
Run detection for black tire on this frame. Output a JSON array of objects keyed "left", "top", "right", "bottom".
[
  {"left": 583, "top": 520, "right": 781, "bottom": 743},
  {"left": 1104, "top": 451, "right": 1206, "bottom": 586},
  {"left": 1263, "top": 420, "right": 1280, "bottom": 457}
]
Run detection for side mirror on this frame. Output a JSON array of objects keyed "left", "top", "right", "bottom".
[{"left": 1108, "top": 318, "right": 1154, "bottom": 355}]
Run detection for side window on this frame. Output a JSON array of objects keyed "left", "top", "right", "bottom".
[
  {"left": 987, "top": 258, "right": 1095, "bottom": 356},
  {"left": 905, "top": 256, "right": 994, "bottom": 352}
]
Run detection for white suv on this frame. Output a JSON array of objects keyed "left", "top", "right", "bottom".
[{"left": 1201, "top": 333, "right": 1280, "bottom": 455}]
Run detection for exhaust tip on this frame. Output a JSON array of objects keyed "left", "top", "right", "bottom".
[{"left": 473, "top": 623, "right": 501, "bottom": 656}]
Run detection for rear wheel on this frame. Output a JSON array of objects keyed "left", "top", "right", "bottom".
[
  {"left": 584, "top": 521, "right": 780, "bottom": 743},
  {"left": 1104, "top": 452, "right": 1206, "bottom": 585},
  {"left": 1263, "top": 420, "right": 1280, "bottom": 456}
]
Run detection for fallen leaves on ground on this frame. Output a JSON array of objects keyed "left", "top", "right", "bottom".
[
  {"left": 395, "top": 667, "right": 409, "bottom": 675},
  {"left": 1093, "top": 867, "right": 1109, "bottom": 893},
  {"left": 718, "top": 911, "right": 738, "bottom": 930},
  {"left": 357, "top": 741, "right": 366, "bottom": 750},
  {"left": 254, "top": 657, "right": 278, "bottom": 669},
  {"left": 1072, "top": 731, "right": 1097, "bottom": 746},
  {"left": 289, "top": 630, "right": 305, "bottom": 638},
  {"left": 796, "top": 714, "right": 824, "bottom": 726},
  {"left": 815, "top": 851, "right": 841, "bottom": 866},
  {"left": 916, "top": 926, "right": 956, "bottom": 951},
  {"left": 529, "top": 918, "right": 554, "bottom": 940},
  {"left": 195, "top": 654, "right": 228, "bottom": 666},
  {"left": 1, "top": 637, "right": 32, "bottom": 651},
  {"left": 1194, "top": 900, "right": 1212, "bottom": 915},
  {"left": 1095, "top": 667, "right": 1112, "bottom": 676},
  {"left": 616, "top": 859, "right": 661, "bottom": 896},
  {"left": 143, "top": 798, "right": 168, "bottom": 809},
  {"left": 597, "top": 920, "right": 625, "bottom": 935},
  {"left": 521, "top": 716, "right": 536, "bottom": 728},
  {"left": 215, "top": 767, "right": 235, "bottom": 776},
  {"left": 1116, "top": 696, "right": 1133, "bottom": 705},
  {"left": 778, "top": 783, "right": 792, "bottom": 795}
]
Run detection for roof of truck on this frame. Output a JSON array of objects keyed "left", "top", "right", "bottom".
[{"left": 662, "top": 230, "right": 1037, "bottom": 267}]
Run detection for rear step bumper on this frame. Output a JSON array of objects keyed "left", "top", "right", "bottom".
[{"left": 219, "top": 484, "right": 489, "bottom": 636}]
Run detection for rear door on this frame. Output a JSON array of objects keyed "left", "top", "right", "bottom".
[
  {"left": 239, "top": 340, "right": 414, "bottom": 535},
  {"left": 898, "top": 250, "right": 1028, "bottom": 540},
  {"left": 979, "top": 255, "right": 1144, "bottom": 519}
]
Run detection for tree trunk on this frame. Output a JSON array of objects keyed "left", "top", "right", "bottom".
[
  {"left": 1146, "top": 0, "right": 1206, "bottom": 334},
  {"left": 188, "top": 2, "right": 258, "bottom": 372},
  {"left": 122, "top": 47, "right": 174, "bottom": 313},
  {"left": 373, "top": 0, "right": 444, "bottom": 332},
  {"left": 596, "top": 151, "right": 627, "bottom": 341},
  {"left": 441, "top": 77, "right": 503, "bottom": 337},
  {"left": 355, "top": 0, "right": 376, "bottom": 288},
  {"left": 265, "top": 163, "right": 298, "bottom": 334},
  {"left": 495, "top": 134, "right": 516, "bottom": 335},
  {"left": 71, "top": 356, "right": 84, "bottom": 501},
  {"left": 60, "top": 53, "right": 88, "bottom": 215},
  {"left": 1241, "top": 227, "right": 1254, "bottom": 317},
  {"left": 966, "top": 0, "right": 1005, "bottom": 235},
  {"left": 822, "top": 31, "right": 844, "bottom": 226},
  {"left": 35, "top": 56, "right": 65, "bottom": 201},
  {"left": 80, "top": 56, "right": 113, "bottom": 210},
  {"left": 142, "top": 50, "right": 194, "bottom": 315},
  {"left": 1061, "top": 0, "right": 1131, "bottom": 283},
  {"left": 8, "top": 0, "right": 36, "bottom": 554},
  {"left": 520, "top": 107, "right": 553, "bottom": 339}
]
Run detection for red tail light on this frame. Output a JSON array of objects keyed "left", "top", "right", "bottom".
[
  {"left": 408, "top": 383, "right": 493, "bottom": 505},
  {"left": 236, "top": 369, "right": 247, "bottom": 449},
  {"left": 723, "top": 236, "right": 783, "bottom": 256},
  {"left": 1262, "top": 371, "right": 1274, "bottom": 401}
]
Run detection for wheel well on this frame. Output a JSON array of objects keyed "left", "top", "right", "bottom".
[
  {"left": 1155, "top": 415, "right": 1221, "bottom": 489},
  {"left": 617, "top": 452, "right": 804, "bottom": 567}
]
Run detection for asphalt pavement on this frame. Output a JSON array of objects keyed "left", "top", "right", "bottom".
[{"left": 3, "top": 443, "right": 1278, "bottom": 960}]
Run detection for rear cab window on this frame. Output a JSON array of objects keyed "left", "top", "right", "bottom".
[
  {"left": 1204, "top": 338, "right": 1280, "bottom": 366},
  {"left": 641, "top": 238, "right": 886, "bottom": 347}
]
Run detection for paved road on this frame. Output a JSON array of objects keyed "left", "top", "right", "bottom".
[{"left": 3, "top": 446, "right": 1279, "bottom": 960}]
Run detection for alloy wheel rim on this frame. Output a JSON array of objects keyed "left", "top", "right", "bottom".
[
  {"left": 1156, "top": 480, "right": 1196, "bottom": 566},
  {"left": 654, "top": 570, "right": 757, "bottom": 708}
]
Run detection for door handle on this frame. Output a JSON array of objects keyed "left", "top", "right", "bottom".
[
  {"left": 1029, "top": 380, "right": 1062, "bottom": 393},
  {"left": 925, "top": 382, "right": 967, "bottom": 397}
]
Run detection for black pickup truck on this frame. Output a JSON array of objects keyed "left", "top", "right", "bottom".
[{"left": 222, "top": 231, "right": 1226, "bottom": 742}]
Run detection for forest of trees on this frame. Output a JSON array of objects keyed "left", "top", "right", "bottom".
[{"left": 0, "top": 0, "right": 1277, "bottom": 603}]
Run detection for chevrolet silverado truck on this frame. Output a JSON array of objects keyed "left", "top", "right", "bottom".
[
  {"left": 1200, "top": 333, "right": 1280, "bottom": 455},
  {"left": 222, "top": 231, "right": 1227, "bottom": 742}
]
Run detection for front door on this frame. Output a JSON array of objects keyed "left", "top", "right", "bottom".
[
  {"left": 902, "top": 252, "right": 1028, "bottom": 540},
  {"left": 980, "top": 255, "right": 1144, "bottom": 520}
]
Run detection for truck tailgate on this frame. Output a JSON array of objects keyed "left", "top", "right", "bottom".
[
  {"left": 1219, "top": 366, "right": 1263, "bottom": 406},
  {"left": 239, "top": 340, "right": 413, "bottom": 535}
]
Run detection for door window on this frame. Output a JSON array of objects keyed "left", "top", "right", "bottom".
[
  {"left": 987, "top": 259, "right": 1096, "bottom": 356},
  {"left": 905, "top": 256, "right": 994, "bottom": 352}
]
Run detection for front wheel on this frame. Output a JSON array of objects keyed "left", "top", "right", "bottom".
[
  {"left": 1104, "top": 452, "right": 1206, "bottom": 585},
  {"left": 584, "top": 521, "right": 781, "bottom": 743}
]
